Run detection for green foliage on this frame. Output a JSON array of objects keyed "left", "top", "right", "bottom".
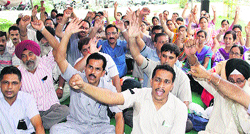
[
  {"left": 167, "top": 0, "right": 180, "bottom": 4},
  {"left": 179, "top": 0, "right": 188, "bottom": 9},
  {"left": 0, "top": 18, "right": 13, "bottom": 32},
  {"left": 223, "top": 0, "right": 237, "bottom": 19},
  {"left": 32, "top": 0, "right": 54, "bottom": 13}
]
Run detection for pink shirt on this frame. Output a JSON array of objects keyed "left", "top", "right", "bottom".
[{"left": 18, "top": 51, "right": 59, "bottom": 111}]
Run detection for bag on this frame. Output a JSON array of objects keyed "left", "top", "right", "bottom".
[
  {"left": 201, "top": 89, "right": 214, "bottom": 107},
  {"left": 188, "top": 113, "right": 209, "bottom": 132}
]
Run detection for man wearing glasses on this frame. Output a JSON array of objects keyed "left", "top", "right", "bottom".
[{"left": 96, "top": 24, "right": 128, "bottom": 78}]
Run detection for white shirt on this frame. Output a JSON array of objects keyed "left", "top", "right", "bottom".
[
  {"left": 197, "top": 80, "right": 250, "bottom": 133},
  {"left": 118, "top": 88, "right": 187, "bottom": 134},
  {"left": 0, "top": 91, "right": 39, "bottom": 134}
]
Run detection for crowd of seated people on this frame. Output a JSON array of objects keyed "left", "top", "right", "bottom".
[{"left": 1, "top": 1, "right": 250, "bottom": 133}]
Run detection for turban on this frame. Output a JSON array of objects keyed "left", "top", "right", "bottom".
[
  {"left": 225, "top": 58, "right": 250, "bottom": 79},
  {"left": 15, "top": 40, "right": 41, "bottom": 59}
]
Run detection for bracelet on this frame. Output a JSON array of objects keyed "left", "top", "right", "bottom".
[
  {"left": 207, "top": 73, "right": 212, "bottom": 82},
  {"left": 58, "top": 86, "right": 63, "bottom": 90},
  {"left": 215, "top": 77, "right": 221, "bottom": 86},
  {"left": 88, "top": 51, "right": 91, "bottom": 55},
  {"left": 40, "top": 26, "right": 45, "bottom": 33},
  {"left": 121, "top": 29, "right": 127, "bottom": 33}
]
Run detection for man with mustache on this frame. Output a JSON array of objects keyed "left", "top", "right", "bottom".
[
  {"left": 50, "top": 18, "right": 124, "bottom": 134},
  {"left": 0, "top": 31, "right": 20, "bottom": 71},
  {"left": 55, "top": 7, "right": 90, "bottom": 66},
  {"left": 91, "top": 22, "right": 129, "bottom": 78},
  {"left": 6, "top": 26, "right": 21, "bottom": 54},
  {"left": 14, "top": 20, "right": 69, "bottom": 129}
]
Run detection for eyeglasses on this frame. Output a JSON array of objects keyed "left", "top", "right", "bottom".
[
  {"left": 229, "top": 52, "right": 241, "bottom": 56},
  {"left": 228, "top": 78, "right": 245, "bottom": 85},
  {"left": 106, "top": 32, "right": 117, "bottom": 35}
]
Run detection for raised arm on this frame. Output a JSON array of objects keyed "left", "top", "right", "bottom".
[
  {"left": 245, "top": 22, "right": 250, "bottom": 48},
  {"left": 159, "top": 13, "right": 174, "bottom": 38},
  {"left": 18, "top": 15, "right": 31, "bottom": 41},
  {"left": 55, "top": 19, "right": 84, "bottom": 74},
  {"left": 190, "top": 64, "right": 250, "bottom": 109},
  {"left": 88, "top": 18, "right": 104, "bottom": 39},
  {"left": 31, "top": 20, "right": 60, "bottom": 54},
  {"left": 40, "top": 2, "right": 46, "bottom": 23},
  {"left": 55, "top": 8, "right": 72, "bottom": 38},
  {"left": 182, "top": 2, "right": 189, "bottom": 19},
  {"left": 114, "top": 2, "right": 119, "bottom": 20},
  {"left": 116, "top": 19, "right": 129, "bottom": 42},
  {"left": 69, "top": 74, "right": 124, "bottom": 105},
  {"left": 30, "top": 114, "right": 45, "bottom": 134},
  {"left": 103, "top": 10, "right": 110, "bottom": 25},
  {"left": 232, "top": 6, "right": 240, "bottom": 26},
  {"left": 187, "top": 14, "right": 195, "bottom": 35},
  {"left": 211, "top": 5, "right": 217, "bottom": 25}
]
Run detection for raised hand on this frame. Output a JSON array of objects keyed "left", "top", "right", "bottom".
[
  {"left": 211, "top": 5, "right": 216, "bottom": 12},
  {"left": 140, "top": 7, "right": 150, "bottom": 16},
  {"left": 103, "top": 10, "right": 108, "bottom": 18},
  {"left": 63, "top": 8, "right": 72, "bottom": 19},
  {"left": 94, "top": 18, "right": 104, "bottom": 29},
  {"left": 114, "top": 1, "right": 118, "bottom": 8},
  {"left": 32, "top": 8, "right": 37, "bottom": 16},
  {"left": 237, "top": 30, "right": 242, "bottom": 39},
  {"left": 184, "top": 2, "right": 189, "bottom": 9},
  {"left": 184, "top": 38, "right": 198, "bottom": 56},
  {"left": 126, "top": 8, "right": 134, "bottom": 21},
  {"left": 245, "top": 21, "right": 250, "bottom": 36},
  {"left": 116, "top": 19, "right": 125, "bottom": 31},
  {"left": 31, "top": 20, "right": 44, "bottom": 31},
  {"left": 190, "top": 64, "right": 209, "bottom": 80},
  {"left": 69, "top": 74, "right": 85, "bottom": 90},
  {"left": 89, "top": 37, "right": 101, "bottom": 53},
  {"left": 65, "top": 18, "right": 84, "bottom": 35},
  {"left": 128, "top": 12, "right": 140, "bottom": 38},
  {"left": 19, "top": 15, "right": 31, "bottom": 28},
  {"left": 40, "top": 7, "right": 45, "bottom": 13},
  {"left": 219, "top": 27, "right": 226, "bottom": 35}
]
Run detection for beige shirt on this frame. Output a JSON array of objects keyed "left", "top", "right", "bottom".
[
  {"left": 197, "top": 80, "right": 250, "bottom": 133},
  {"left": 118, "top": 88, "right": 187, "bottom": 134}
]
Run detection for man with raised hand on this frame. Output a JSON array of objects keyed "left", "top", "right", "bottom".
[
  {"left": 14, "top": 20, "right": 69, "bottom": 129},
  {"left": 51, "top": 18, "right": 124, "bottom": 134}
]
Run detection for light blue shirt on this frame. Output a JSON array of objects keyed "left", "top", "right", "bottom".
[{"left": 97, "top": 40, "right": 127, "bottom": 77}]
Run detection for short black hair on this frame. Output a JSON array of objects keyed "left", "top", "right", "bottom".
[
  {"left": 154, "top": 33, "right": 167, "bottom": 42},
  {"left": 117, "top": 12, "right": 122, "bottom": 16},
  {"left": 56, "top": 13, "right": 63, "bottom": 18},
  {"left": 86, "top": 53, "right": 107, "bottom": 70},
  {"left": 51, "top": 9, "right": 58, "bottom": 14},
  {"left": 0, "top": 66, "right": 22, "bottom": 81},
  {"left": 81, "top": 20, "right": 91, "bottom": 28},
  {"left": 221, "top": 19, "right": 229, "bottom": 25},
  {"left": 161, "top": 43, "right": 180, "bottom": 57},
  {"left": 78, "top": 37, "right": 91, "bottom": 51},
  {"left": 176, "top": 17, "right": 184, "bottom": 22},
  {"left": 8, "top": 26, "right": 20, "bottom": 34},
  {"left": 166, "top": 19, "right": 173, "bottom": 23},
  {"left": 152, "top": 25, "right": 163, "bottom": 33},
  {"left": 199, "top": 16, "right": 208, "bottom": 24},
  {"left": 105, "top": 24, "right": 118, "bottom": 33},
  {"left": 178, "top": 25, "right": 187, "bottom": 31},
  {"left": 173, "top": 12, "right": 179, "bottom": 16},
  {"left": 230, "top": 44, "right": 244, "bottom": 55},
  {"left": 224, "top": 31, "right": 236, "bottom": 41},
  {"left": 16, "top": 18, "right": 21, "bottom": 25},
  {"left": 152, "top": 16, "right": 159, "bottom": 22},
  {"left": 98, "top": 11, "right": 104, "bottom": 16},
  {"left": 0, "top": 31, "right": 7, "bottom": 40},
  {"left": 232, "top": 24, "right": 242, "bottom": 31},
  {"left": 197, "top": 30, "right": 207, "bottom": 38},
  {"left": 152, "top": 64, "right": 176, "bottom": 82},
  {"left": 45, "top": 18, "right": 55, "bottom": 25},
  {"left": 36, "top": 26, "right": 55, "bottom": 41},
  {"left": 163, "top": 10, "right": 169, "bottom": 14}
]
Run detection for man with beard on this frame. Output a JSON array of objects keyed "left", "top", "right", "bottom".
[
  {"left": 6, "top": 26, "right": 21, "bottom": 54},
  {"left": 50, "top": 18, "right": 124, "bottom": 134},
  {"left": 0, "top": 31, "right": 20, "bottom": 71},
  {"left": 55, "top": 8, "right": 90, "bottom": 66},
  {"left": 14, "top": 20, "right": 69, "bottom": 129}
]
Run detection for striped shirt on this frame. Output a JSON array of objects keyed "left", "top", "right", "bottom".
[{"left": 18, "top": 51, "right": 59, "bottom": 111}]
